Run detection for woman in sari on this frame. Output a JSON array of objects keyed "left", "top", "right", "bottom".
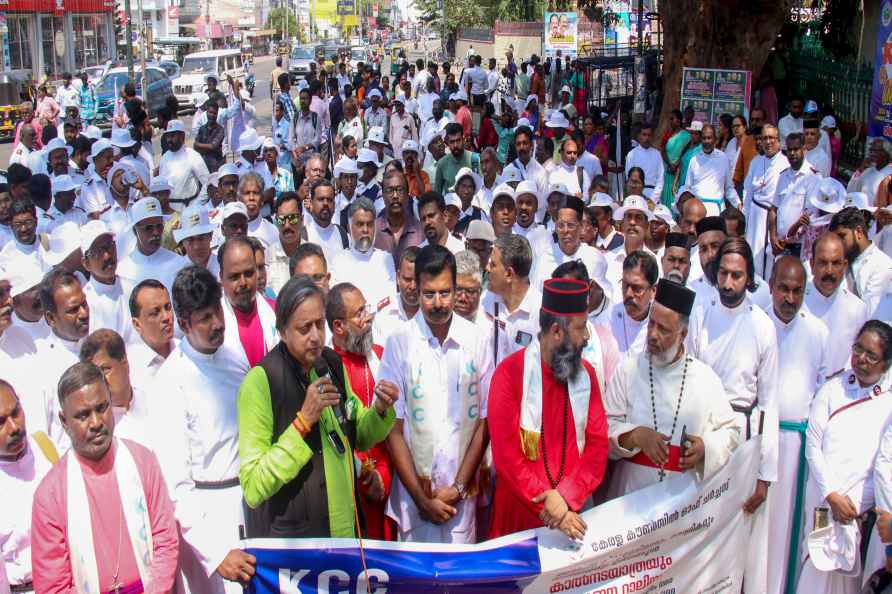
[
  {"left": 583, "top": 115, "right": 609, "bottom": 175},
  {"left": 676, "top": 123, "right": 702, "bottom": 200},
  {"left": 660, "top": 109, "right": 690, "bottom": 208},
  {"left": 570, "top": 61, "right": 586, "bottom": 116}
]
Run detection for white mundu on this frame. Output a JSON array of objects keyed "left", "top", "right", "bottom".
[
  {"left": 795, "top": 370, "right": 892, "bottom": 594},
  {"left": 684, "top": 148, "right": 739, "bottom": 216},
  {"left": 744, "top": 150, "right": 790, "bottom": 277},
  {"left": 804, "top": 282, "right": 868, "bottom": 376},
  {"left": 604, "top": 350, "right": 739, "bottom": 497},
  {"left": 764, "top": 306, "right": 830, "bottom": 594}
]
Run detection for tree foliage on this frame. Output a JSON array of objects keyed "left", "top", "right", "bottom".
[
  {"left": 819, "top": 0, "right": 863, "bottom": 61},
  {"left": 266, "top": 8, "right": 299, "bottom": 41}
]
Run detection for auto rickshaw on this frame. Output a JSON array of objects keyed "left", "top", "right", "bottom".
[
  {"left": 241, "top": 43, "right": 254, "bottom": 65},
  {"left": 0, "top": 74, "right": 32, "bottom": 142},
  {"left": 389, "top": 45, "right": 403, "bottom": 77}
]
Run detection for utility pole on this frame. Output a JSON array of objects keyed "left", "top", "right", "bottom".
[
  {"left": 137, "top": 0, "right": 148, "bottom": 103},
  {"left": 310, "top": 0, "right": 315, "bottom": 42},
  {"left": 124, "top": 0, "right": 135, "bottom": 80}
]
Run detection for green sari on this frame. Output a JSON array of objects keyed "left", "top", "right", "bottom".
[{"left": 661, "top": 129, "right": 691, "bottom": 208}]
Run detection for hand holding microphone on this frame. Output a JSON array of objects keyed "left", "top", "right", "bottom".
[{"left": 301, "top": 375, "right": 341, "bottom": 426}]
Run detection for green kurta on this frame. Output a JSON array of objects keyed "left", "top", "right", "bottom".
[{"left": 238, "top": 364, "right": 396, "bottom": 537}]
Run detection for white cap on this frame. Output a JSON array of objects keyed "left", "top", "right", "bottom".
[
  {"left": 844, "top": 191, "right": 875, "bottom": 212},
  {"left": 45, "top": 221, "right": 82, "bottom": 266},
  {"left": 453, "top": 167, "right": 482, "bottom": 194},
  {"left": 174, "top": 204, "right": 215, "bottom": 243},
  {"left": 83, "top": 125, "right": 103, "bottom": 140},
  {"left": 110, "top": 127, "right": 136, "bottom": 148},
  {"left": 222, "top": 201, "right": 248, "bottom": 221},
  {"left": 499, "top": 165, "right": 523, "bottom": 185},
  {"left": 422, "top": 128, "right": 442, "bottom": 148},
  {"left": 809, "top": 177, "right": 847, "bottom": 213},
  {"left": 401, "top": 140, "right": 420, "bottom": 155},
  {"left": 163, "top": 120, "right": 186, "bottom": 135},
  {"left": 238, "top": 128, "right": 263, "bottom": 152},
  {"left": 335, "top": 157, "right": 360, "bottom": 176},
  {"left": 613, "top": 195, "right": 653, "bottom": 221},
  {"left": 80, "top": 219, "right": 114, "bottom": 254},
  {"left": 218, "top": 163, "right": 241, "bottom": 180},
  {"left": 686, "top": 120, "right": 704, "bottom": 132},
  {"left": 821, "top": 115, "right": 837, "bottom": 129},
  {"left": 150, "top": 176, "right": 173, "bottom": 194},
  {"left": 516, "top": 117, "right": 532, "bottom": 129},
  {"left": 52, "top": 174, "right": 78, "bottom": 195},
  {"left": 590, "top": 192, "right": 615, "bottom": 208},
  {"left": 261, "top": 137, "right": 277, "bottom": 152},
  {"left": 6, "top": 260, "right": 45, "bottom": 298},
  {"left": 367, "top": 88, "right": 383, "bottom": 100},
  {"left": 207, "top": 171, "right": 221, "bottom": 187},
  {"left": 491, "top": 183, "right": 516, "bottom": 203},
  {"left": 90, "top": 138, "right": 114, "bottom": 161},
  {"left": 546, "top": 111, "right": 570, "bottom": 129},
  {"left": 652, "top": 204, "right": 675, "bottom": 226},
  {"left": 444, "top": 192, "right": 462, "bottom": 210},
  {"left": 515, "top": 180, "right": 540, "bottom": 201},
  {"left": 560, "top": 85, "right": 572, "bottom": 94},
  {"left": 466, "top": 220, "right": 496, "bottom": 242},
  {"left": 130, "top": 197, "right": 164, "bottom": 227},
  {"left": 807, "top": 521, "right": 858, "bottom": 572},
  {"left": 45, "top": 137, "right": 73, "bottom": 157},
  {"left": 548, "top": 181, "right": 571, "bottom": 196},
  {"left": 367, "top": 126, "right": 387, "bottom": 145},
  {"left": 357, "top": 148, "right": 380, "bottom": 167}
]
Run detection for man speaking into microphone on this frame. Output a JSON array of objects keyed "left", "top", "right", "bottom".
[{"left": 237, "top": 276, "right": 398, "bottom": 539}]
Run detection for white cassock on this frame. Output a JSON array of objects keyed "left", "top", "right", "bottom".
[
  {"left": 220, "top": 297, "right": 278, "bottom": 371},
  {"left": 604, "top": 350, "right": 739, "bottom": 497},
  {"left": 530, "top": 241, "right": 607, "bottom": 292},
  {"left": 117, "top": 247, "right": 189, "bottom": 297},
  {"left": 330, "top": 246, "right": 397, "bottom": 308},
  {"left": 29, "top": 333, "right": 83, "bottom": 448},
  {"left": 795, "top": 370, "right": 892, "bottom": 594},
  {"left": 869, "top": 424, "right": 892, "bottom": 586},
  {"left": 0, "top": 436, "right": 54, "bottom": 590},
  {"left": 150, "top": 339, "right": 248, "bottom": 594},
  {"left": 804, "top": 282, "right": 868, "bottom": 375},
  {"left": 378, "top": 312, "right": 493, "bottom": 544},
  {"left": 848, "top": 243, "right": 892, "bottom": 318},
  {"left": 127, "top": 338, "right": 178, "bottom": 391},
  {"left": 806, "top": 147, "right": 831, "bottom": 178},
  {"left": 83, "top": 276, "right": 136, "bottom": 345},
  {"left": 607, "top": 301, "right": 648, "bottom": 355},
  {"left": 744, "top": 151, "right": 790, "bottom": 278},
  {"left": 687, "top": 294, "right": 779, "bottom": 592},
  {"left": 765, "top": 306, "right": 830, "bottom": 594},
  {"left": 11, "top": 314, "right": 50, "bottom": 345},
  {"left": 0, "top": 325, "right": 36, "bottom": 363},
  {"left": 304, "top": 217, "right": 347, "bottom": 265}
]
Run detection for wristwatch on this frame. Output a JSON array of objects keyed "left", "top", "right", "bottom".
[{"left": 453, "top": 481, "right": 468, "bottom": 500}]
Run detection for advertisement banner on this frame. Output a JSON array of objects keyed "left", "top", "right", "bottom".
[
  {"left": 245, "top": 440, "right": 761, "bottom": 594},
  {"left": 544, "top": 12, "right": 577, "bottom": 59},
  {"left": 680, "top": 67, "right": 751, "bottom": 124},
  {"left": 870, "top": 0, "right": 892, "bottom": 138}
]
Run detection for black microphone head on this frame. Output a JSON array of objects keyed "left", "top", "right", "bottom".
[{"left": 313, "top": 356, "right": 330, "bottom": 379}]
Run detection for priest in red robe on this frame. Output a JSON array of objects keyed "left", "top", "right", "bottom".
[
  {"left": 488, "top": 277, "right": 609, "bottom": 540},
  {"left": 327, "top": 282, "right": 397, "bottom": 541}
]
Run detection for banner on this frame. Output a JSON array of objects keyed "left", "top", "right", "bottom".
[
  {"left": 680, "top": 67, "right": 752, "bottom": 125},
  {"left": 870, "top": 0, "right": 892, "bottom": 138},
  {"left": 245, "top": 440, "right": 762, "bottom": 593},
  {"left": 544, "top": 12, "right": 577, "bottom": 59}
]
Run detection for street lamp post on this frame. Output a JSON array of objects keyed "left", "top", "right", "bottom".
[
  {"left": 124, "top": 0, "right": 135, "bottom": 80},
  {"left": 137, "top": 0, "right": 148, "bottom": 104}
]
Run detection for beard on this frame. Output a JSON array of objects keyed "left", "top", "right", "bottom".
[
  {"left": 551, "top": 335, "right": 585, "bottom": 383},
  {"left": 719, "top": 286, "right": 746, "bottom": 308},
  {"left": 666, "top": 269, "right": 685, "bottom": 284},
  {"left": 355, "top": 236, "right": 373, "bottom": 253},
  {"left": 648, "top": 336, "right": 683, "bottom": 367},
  {"left": 345, "top": 325, "right": 373, "bottom": 355}
]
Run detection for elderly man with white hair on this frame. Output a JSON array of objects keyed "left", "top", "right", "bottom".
[
  {"left": 847, "top": 137, "right": 892, "bottom": 205},
  {"left": 330, "top": 196, "right": 397, "bottom": 307}
]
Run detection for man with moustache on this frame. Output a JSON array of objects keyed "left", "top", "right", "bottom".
[
  {"left": 744, "top": 123, "right": 789, "bottom": 277},
  {"left": 80, "top": 221, "right": 135, "bottom": 344},
  {"left": 804, "top": 232, "right": 868, "bottom": 374},
  {"left": 512, "top": 181, "right": 546, "bottom": 244},
  {"left": 151, "top": 266, "right": 255, "bottom": 592},
  {"left": 379, "top": 245, "right": 494, "bottom": 543},
  {"left": 509, "top": 127, "right": 549, "bottom": 218},
  {"left": 159, "top": 120, "right": 210, "bottom": 205},
  {"left": 678, "top": 197, "right": 706, "bottom": 278},
  {"left": 175, "top": 202, "right": 220, "bottom": 278},
  {"left": 127, "top": 280, "right": 177, "bottom": 388},
  {"left": 531, "top": 195, "right": 607, "bottom": 289},
  {"left": 327, "top": 282, "right": 397, "bottom": 540},
  {"left": 608, "top": 250, "right": 658, "bottom": 355},
  {"left": 334, "top": 158, "right": 361, "bottom": 227},
  {"left": 218, "top": 238, "right": 279, "bottom": 370},
  {"left": 767, "top": 132, "right": 820, "bottom": 259},
  {"left": 116, "top": 197, "right": 189, "bottom": 295},
  {"left": 763, "top": 256, "right": 831, "bottom": 594},
  {"left": 0, "top": 379, "right": 57, "bottom": 592},
  {"left": 487, "top": 277, "right": 609, "bottom": 539},
  {"left": 374, "top": 171, "right": 423, "bottom": 267},
  {"left": 604, "top": 279, "right": 738, "bottom": 497},
  {"left": 305, "top": 180, "right": 348, "bottom": 264},
  {"left": 331, "top": 197, "right": 397, "bottom": 307},
  {"left": 4, "top": 263, "right": 48, "bottom": 347},
  {"left": 31, "top": 362, "right": 179, "bottom": 593},
  {"left": 686, "top": 237, "right": 779, "bottom": 593},
  {"left": 77, "top": 139, "right": 115, "bottom": 219},
  {"left": 489, "top": 185, "right": 517, "bottom": 236},
  {"left": 373, "top": 246, "right": 420, "bottom": 344},
  {"left": 604, "top": 196, "right": 657, "bottom": 290},
  {"left": 661, "top": 232, "right": 692, "bottom": 285},
  {"left": 418, "top": 192, "right": 466, "bottom": 255},
  {"left": 0, "top": 197, "right": 48, "bottom": 273},
  {"left": 684, "top": 124, "right": 739, "bottom": 215},
  {"left": 828, "top": 206, "right": 892, "bottom": 317}
]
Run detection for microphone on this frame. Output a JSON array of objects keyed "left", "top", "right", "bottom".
[{"left": 314, "top": 357, "right": 346, "bottom": 426}]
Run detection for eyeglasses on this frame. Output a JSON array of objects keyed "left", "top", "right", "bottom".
[
  {"left": 556, "top": 221, "right": 580, "bottom": 232},
  {"left": 382, "top": 186, "right": 404, "bottom": 195},
  {"left": 11, "top": 218, "right": 36, "bottom": 230},
  {"left": 276, "top": 213, "right": 301, "bottom": 226},
  {"left": 456, "top": 286, "right": 481, "bottom": 297},
  {"left": 853, "top": 343, "right": 883, "bottom": 365}
]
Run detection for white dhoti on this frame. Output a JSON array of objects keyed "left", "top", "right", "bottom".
[
  {"left": 745, "top": 200, "right": 773, "bottom": 279},
  {"left": 767, "top": 423, "right": 809, "bottom": 594}
]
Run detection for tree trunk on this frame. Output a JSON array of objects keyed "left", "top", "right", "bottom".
[{"left": 657, "top": 0, "right": 794, "bottom": 138}]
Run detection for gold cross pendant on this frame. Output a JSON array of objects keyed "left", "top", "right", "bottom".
[{"left": 111, "top": 581, "right": 122, "bottom": 594}]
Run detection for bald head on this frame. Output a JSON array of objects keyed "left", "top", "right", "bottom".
[
  {"left": 770, "top": 255, "right": 807, "bottom": 323},
  {"left": 681, "top": 198, "right": 706, "bottom": 239}
]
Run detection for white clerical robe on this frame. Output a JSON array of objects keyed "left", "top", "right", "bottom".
[
  {"left": 773, "top": 164, "right": 821, "bottom": 239},
  {"left": 744, "top": 151, "right": 790, "bottom": 277},
  {"left": 685, "top": 148, "right": 739, "bottom": 215},
  {"left": 607, "top": 301, "right": 648, "bottom": 355},
  {"left": 796, "top": 370, "right": 892, "bottom": 594},
  {"left": 84, "top": 277, "right": 136, "bottom": 345},
  {"left": 330, "top": 246, "right": 397, "bottom": 308},
  {"left": 765, "top": 306, "right": 831, "bottom": 594},
  {"left": 10, "top": 314, "right": 50, "bottom": 345},
  {"left": 804, "top": 283, "right": 867, "bottom": 376},
  {"left": 0, "top": 436, "right": 54, "bottom": 588},
  {"left": 0, "top": 325, "right": 36, "bottom": 363},
  {"left": 117, "top": 247, "right": 189, "bottom": 297},
  {"left": 378, "top": 312, "right": 493, "bottom": 544},
  {"left": 604, "top": 350, "right": 739, "bottom": 497},
  {"left": 150, "top": 339, "right": 247, "bottom": 594}
]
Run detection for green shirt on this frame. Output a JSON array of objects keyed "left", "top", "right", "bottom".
[
  {"left": 237, "top": 364, "right": 395, "bottom": 537},
  {"left": 434, "top": 150, "right": 479, "bottom": 195}
]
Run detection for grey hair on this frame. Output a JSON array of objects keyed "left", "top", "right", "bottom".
[
  {"left": 455, "top": 250, "right": 482, "bottom": 285},
  {"left": 493, "top": 234, "right": 533, "bottom": 278},
  {"left": 480, "top": 146, "right": 498, "bottom": 161},
  {"left": 239, "top": 171, "right": 266, "bottom": 194},
  {"left": 57, "top": 361, "right": 107, "bottom": 406},
  {"left": 274, "top": 276, "right": 324, "bottom": 332},
  {"left": 348, "top": 196, "right": 376, "bottom": 221}
]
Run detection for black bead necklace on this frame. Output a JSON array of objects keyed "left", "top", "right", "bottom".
[
  {"left": 649, "top": 353, "right": 689, "bottom": 481},
  {"left": 541, "top": 389, "right": 569, "bottom": 489}
]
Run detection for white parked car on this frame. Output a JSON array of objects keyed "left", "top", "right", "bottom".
[{"left": 173, "top": 48, "right": 246, "bottom": 108}]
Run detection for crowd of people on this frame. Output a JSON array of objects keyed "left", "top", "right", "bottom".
[{"left": 1, "top": 45, "right": 892, "bottom": 594}]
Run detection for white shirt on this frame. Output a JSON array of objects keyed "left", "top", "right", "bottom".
[
  {"left": 772, "top": 163, "right": 821, "bottom": 238},
  {"left": 508, "top": 156, "right": 549, "bottom": 218},
  {"left": 847, "top": 164, "right": 892, "bottom": 206},
  {"left": 78, "top": 173, "right": 114, "bottom": 215},
  {"left": 804, "top": 282, "right": 867, "bottom": 375},
  {"left": 461, "top": 66, "right": 489, "bottom": 96},
  {"left": 8, "top": 143, "right": 31, "bottom": 167},
  {"left": 849, "top": 242, "right": 892, "bottom": 317},
  {"left": 805, "top": 146, "right": 831, "bottom": 178},
  {"left": 30, "top": 332, "right": 83, "bottom": 447},
  {"left": 117, "top": 247, "right": 188, "bottom": 296},
  {"left": 624, "top": 146, "right": 664, "bottom": 199},
  {"left": 159, "top": 147, "right": 210, "bottom": 203},
  {"left": 55, "top": 84, "right": 80, "bottom": 109},
  {"left": 0, "top": 437, "right": 54, "bottom": 587},
  {"left": 411, "top": 70, "right": 431, "bottom": 98},
  {"left": 0, "top": 323, "right": 38, "bottom": 363},
  {"left": 743, "top": 151, "right": 790, "bottom": 276},
  {"left": 607, "top": 301, "right": 648, "bottom": 355},
  {"left": 330, "top": 246, "right": 397, "bottom": 307},
  {"left": 778, "top": 113, "right": 803, "bottom": 149},
  {"left": 687, "top": 295, "right": 779, "bottom": 482},
  {"left": 530, "top": 240, "right": 606, "bottom": 292},
  {"left": 304, "top": 216, "right": 346, "bottom": 265},
  {"left": 246, "top": 215, "right": 280, "bottom": 250},
  {"left": 480, "top": 285, "right": 542, "bottom": 362},
  {"left": 0, "top": 237, "right": 48, "bottom": 273},
  {"left": 127, "top": 337, "right": 176, "bottom": 391},
  {"left": 577, "top": 150, "right": 603, "bottom": 181},
  {"left": 83, "top": 277, "right": 136, "bottom": 345},
  {"left": 419, "top": 232, "right": 465, "bottom": 256},
  {"left": 548, "top": 161, "right": 591, "bottom": 198},
  {"left": 372, "top": 292, "right": 412, "bottom": 346},
  {"left": 44, "top": 205, "right": 87, "bottom": 234},
  {"left": 684, "top": 148, "right": 739, "bottom": 214},
  {"left": 605, "top": 350, "right": 739, "bottom": 496},
  {"left": 113, "top": 385, "right": 153, "bottom": 447}
]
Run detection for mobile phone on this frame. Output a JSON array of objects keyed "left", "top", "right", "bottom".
[
  {"left": 328, "top": 429, "right": 346, "bottom": 455},
  {"left": 680, "top": 425, "right": 689, "bottom": 457}
]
